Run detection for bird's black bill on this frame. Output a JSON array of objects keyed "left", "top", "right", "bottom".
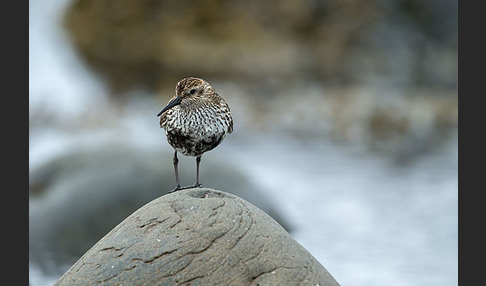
[{"left": 157, "top": 96, "right": 182, "bottom": 116}]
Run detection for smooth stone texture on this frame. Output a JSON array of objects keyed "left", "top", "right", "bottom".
[{"left": 54, "top": 188, "right": 339, "bottom": 285}]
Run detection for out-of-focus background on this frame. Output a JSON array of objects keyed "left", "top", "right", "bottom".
[{"left": 29, "top": 0, "right": 458, "bottom": 285}]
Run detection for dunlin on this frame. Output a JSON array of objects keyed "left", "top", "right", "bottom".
[{"left": 157, "top": 77, "right": 233, "bottom": 192}]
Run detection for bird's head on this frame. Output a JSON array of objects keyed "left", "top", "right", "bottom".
[{"left": 157, "top": 77, "right": 212, "bottom": 116}]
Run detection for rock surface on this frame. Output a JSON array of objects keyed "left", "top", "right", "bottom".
[{"left": 54, "top": 188, "right": 339, "bottom": 285}]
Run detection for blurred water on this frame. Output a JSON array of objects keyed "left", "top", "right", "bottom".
[
  {"left": 29, "top": 0, "right": 108, "bottom": 122},
  {"left": 223, "top": 133, "right": 457, "bottom": 285}
]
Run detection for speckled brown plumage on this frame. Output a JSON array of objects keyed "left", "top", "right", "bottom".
[{"left": 157, "top": 77, "right": 233, "bottom": 192}]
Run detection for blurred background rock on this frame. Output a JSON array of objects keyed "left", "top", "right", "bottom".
[
  {"left": 63, "top": 0, "right": 457, "bottom": 90},
  {"left": 29, "top": 0, "right": 457, "bottom": 285},
  {"left": 30, "top": 0, "right": 458, "bottom": 158}
]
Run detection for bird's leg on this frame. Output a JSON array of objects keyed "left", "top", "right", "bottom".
[
  {"left": 189, "top": 156, "right": 202, "bottom": 188},
  {"left": 168, "top": 151, "right": 181, "bottom": 193},
  {"left": 195, "top": 155, "right": 202, "bottom": 187}
]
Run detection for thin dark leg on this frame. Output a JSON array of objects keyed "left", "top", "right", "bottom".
[
  {"left": 194, "top": 155, "right": 202, "bottom": 187},
  {"left": 183, "top": 156, "right": 202, "bottom": 189},
  {"left": 168, "top": 151, "right": 181, "bottom": 193}
]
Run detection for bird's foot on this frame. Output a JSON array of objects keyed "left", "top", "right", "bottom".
[
  {"left": 179, "top": 183, "right": 202, "bottom": 190},
  {"left": 168, "top": 185, "right": 182, "bottom": 193},
  {"left": 168, "top": 184, "right": 202, "bottom": 193},
  {"left": 188, "top": 183, "right": 202, "bottom": 189}
]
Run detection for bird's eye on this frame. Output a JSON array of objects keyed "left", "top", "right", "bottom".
[{"left": 189, "top": 89, "right": 196, "bottom": 95}]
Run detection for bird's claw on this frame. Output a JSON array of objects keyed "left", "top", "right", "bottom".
[{"left": 167, "top": 184, "right": 202, "bottom": 194}]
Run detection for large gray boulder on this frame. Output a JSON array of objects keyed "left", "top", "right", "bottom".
[{"left": 54, "top": 188, "right": 339, "bottom": 285}]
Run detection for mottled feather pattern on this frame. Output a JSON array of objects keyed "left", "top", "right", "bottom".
[{"left": 159, "top": 77, "right": 233, "bottom": 156}]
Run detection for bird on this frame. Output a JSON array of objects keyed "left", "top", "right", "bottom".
[{"left": 157, "top": 77, "right": 233, "bottom": 193}]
